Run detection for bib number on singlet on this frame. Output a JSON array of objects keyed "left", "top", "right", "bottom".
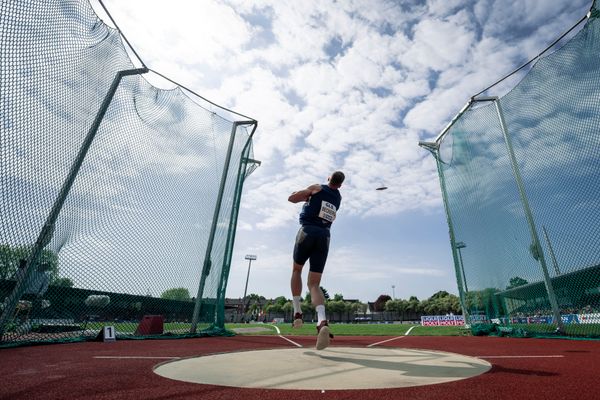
[{"left": 318, "top": 201, "right": 337, "bottom": 222}]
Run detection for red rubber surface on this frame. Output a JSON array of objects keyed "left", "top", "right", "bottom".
[{"left": 1, "top": 335, "right": 598, "bottom": 399}]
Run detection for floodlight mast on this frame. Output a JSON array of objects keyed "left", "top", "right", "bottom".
[{"left": 242, "top": 255, "right": 257, "bottom": 316}]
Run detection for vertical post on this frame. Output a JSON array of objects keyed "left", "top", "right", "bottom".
[
  {"left": 433, "top": 148, "right": 471, "bottom": 326},
  {"left": 542, "top": 225, "right": 561, "bottom": 276},
  {"left": 190, "top": 121, "right": 241, "bottom": 333},
  {"left": 0, "top": 68, "right": 148, "bottom": 340},
  {"left": 494, "top": 99, "right": 565, "bottom": 333},
  {"left": 214, "top": 153, "right": 247, "bottom": 327},
  {"left": 214, "top": 124, "right": 259, "bottom": 328}
]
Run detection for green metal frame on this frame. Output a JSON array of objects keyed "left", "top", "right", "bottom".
[
  {"left": 190, "top": 120, "right": 258, "bottom": 333},
  {"left": 215, "top": 139, "right": 260, "bottom": 328}
]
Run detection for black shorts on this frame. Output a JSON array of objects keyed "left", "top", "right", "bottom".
[{"left": 293, "top": 225, "right": 330, "bottom": 274}]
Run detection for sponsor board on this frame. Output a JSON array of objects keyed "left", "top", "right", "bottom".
[
  {"left": 421, "top": 315, "right": 465, "bottom": 326},
  {"left": 578, "top": 313, "right": 600, "bottom": 324}
]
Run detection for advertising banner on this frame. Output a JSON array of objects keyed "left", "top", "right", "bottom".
[{"left": 421, "top": 315, "right": 465, "bottom": 326}]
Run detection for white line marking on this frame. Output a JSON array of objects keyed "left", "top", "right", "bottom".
[
  {"left": 366, "top": 325, "right": 417, "bottom": 347},
  {"left": 94, "top": 356, "right": 181, "bottom": 359},
  {"left": 267, "top": 324, "right": 303, "bottom": 348},
  {"left": 269, "top": 324, "right": 281, "bottom": 334},
  {"left": 405, "top": 326, "right": 417, "bottom": 335},
  {"left": 367, "top": 336, "right": 405, "bottom": 347},
  {"left": 476, "top": 355, "right": 564, "bottom": 359},
  {"left": 278, "top": 335, "right": 303, "bottom": 348}
]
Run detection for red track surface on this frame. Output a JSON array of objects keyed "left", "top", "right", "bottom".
[{"left": 2, "top": 335, "right": 599, "bottom": 400}]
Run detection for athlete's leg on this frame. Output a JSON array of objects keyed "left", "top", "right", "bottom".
[
  {"left": 307, "top": 271, "right": 324, "bottom": 309},
  {"left": 291, "top": 263, "right": 304, "bottom": 328},
  {"left": 292, "top": 226, "right": 311, "bottom": 328},
  {"left": 291, "top": 262, "right": 304, "bottom": 298},
  {"left": 307, "top": 234, "right": 332, "bottom": 349},
  {"left": 309, "top": 271, "right": 332, "bottom": 350},
  {"left": 292, "top": 227, "right": 310, "bottom": 299}
]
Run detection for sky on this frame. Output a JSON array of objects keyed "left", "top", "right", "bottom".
[{"left": 93, "top": 0, "right": 592, "bottom": 303}]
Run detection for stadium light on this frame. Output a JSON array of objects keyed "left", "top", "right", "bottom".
[{"left": 242, "top": 255, "right": 257, "bottom": 316}]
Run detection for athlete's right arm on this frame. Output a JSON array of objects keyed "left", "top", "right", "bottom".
[{"left": 288, "top": 184, "right": 321, "bottom": 203}]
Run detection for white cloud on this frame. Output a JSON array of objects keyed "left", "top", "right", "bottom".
[{"left": 402, "top": 13, "right": 477, "bottom": 72}]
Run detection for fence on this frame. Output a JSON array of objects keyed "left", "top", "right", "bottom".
[
  {"left": 420, "top": 1, "right": 600, "bottom": 337},
  {"left": 0, "top": 0, "right": 259, "bottom": 347}
]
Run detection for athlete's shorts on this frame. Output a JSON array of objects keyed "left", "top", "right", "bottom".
[{"left": 293, "top": 225, "right": 331, "bottom": 274}]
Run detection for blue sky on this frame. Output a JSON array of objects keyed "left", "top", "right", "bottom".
[{"left": 96, "top": 0, "right": 592, "bottom": 303}]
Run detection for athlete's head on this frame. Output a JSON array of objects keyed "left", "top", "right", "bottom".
[{"left": 328, "top": 171, "right": 345, "bottom": 188}]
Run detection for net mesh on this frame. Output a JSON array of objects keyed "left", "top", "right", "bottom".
[
  {"left": 0, "top": 0, "right": 257, "bottom": 347},
  {"left": 430, "top": 2, "right": 600, "bottom": 338}
]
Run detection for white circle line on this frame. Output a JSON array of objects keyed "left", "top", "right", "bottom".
[
  {"left": 266, "top": 324, "right": 303, "bottom": 348},
  {"left": 278, "top": 335, "right": 303, "bottom": 348},
  {"left": 366, "top": 325, "right": 417, "bottom": 347}
]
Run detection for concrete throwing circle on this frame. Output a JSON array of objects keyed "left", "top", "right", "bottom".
[{"left": 154, "top": 346, "right": 491, "bottom": 390}]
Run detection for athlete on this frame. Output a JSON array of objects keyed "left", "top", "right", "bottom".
[{"left": 288, "top": 171, "right": 344, "bottom": 350}]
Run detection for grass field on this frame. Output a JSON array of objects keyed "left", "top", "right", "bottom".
[
  {"left": 226, "top": 323, "right": 467, "bottom": 336},
  {"left": 84, "top": 321, "right": 600, "bottom": 338},
  {"left": 83, "top": 321, "right": 466, "bottom": 336}
]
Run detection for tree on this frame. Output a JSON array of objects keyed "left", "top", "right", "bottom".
[
  {"left": 266, "top": 302, "right": 283, "bottom": 313},
  {"left": 385, "top": 299, "right": 407, "bottom": 313},
  {"left": 406, "top": 296, "right": 420, "bottom": 313},
  {"left": 374, "top": 294, "right": 392, "bottom": 311},
  {"left": 333, "top": 293, "right": 344, "bottom": 301},
  {"left": 0, "top": 244, "right": 59, "bottom": 282},
  {"left": 247, "top": 293, "right": 265, "bottom": 302},
  {"left": 506, "top": 276, "right": 529, "bottom": 290},
  {"left": 304, "top": 291, "right": 311, "bottom": 304},
  {"left": 421, "top": 291, "right": 462, "bottom": 315},
  {"left": 282, "top": 301, "right": 293, "bottom": 314},
  {"left": 320, "top": 287, "right": 330, "bottom": 300},
  {"left": 429, "top": 290, "right": 450, "bottom": 300},
  {"left": 326, "top": 300, "right": 346, "bottom": 314},
  {"left": 302, "top": 292, "right": 315, "bottom": 313},
  {"left": 273, "top": 296, "right": 288, "bottom": 306},
  {"left": 160, "top": 287, "right": 191, "bottom": 301},
  {"left": 350, "top": 302, "right": 367, "bottom": 314}
]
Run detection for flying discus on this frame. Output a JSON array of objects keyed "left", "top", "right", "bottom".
[{"left": 376, "top": 186, "right": 388, "bottom": 191}]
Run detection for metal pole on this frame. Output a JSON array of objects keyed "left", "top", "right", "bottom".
[
  {"left": 242, "top": 259, "right": 252, "bottom": 315},
  {"left": 392, "top": 285, "right": 395, "bottom": 300},
  {"left": 214, "top": 124, "right": 259, "bottom": 328},
  {"left": 0, "top": 67, "right": 148, "bottom": 340},
  {"left": 542, "top": 225, "right": 561, "bottom": 276},
  {"left": 456, "top": 242, "right": 469, "bottom": 293},
  {"left": 214, "top": 149, "right": 247, "bottom": 327},
  {"left": 493, "top": 99, "right": 565, "bottom": 333},
  {"left": 190, "top": 121, "right": 256, "bottom": 332},
  {"left": 190, "top": 121, "right": 240, "bottom": 333},
  {"left": 422, "top": 144, "right": 471, "bottom": 326}
]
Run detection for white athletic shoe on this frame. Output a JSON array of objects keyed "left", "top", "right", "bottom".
[
  {"left": 316, "top": 321, "right": 332, "bottom": 350},
  {"left": 292, "top": 312, "right": 303, "bottom": 329}
]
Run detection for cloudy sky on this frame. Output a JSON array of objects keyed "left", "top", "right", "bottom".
[{"left": 95, "top": 0, "right": 591, "bottom": 303}]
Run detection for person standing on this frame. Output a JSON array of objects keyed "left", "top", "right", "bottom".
[{"left": 288, "top": 171, "right": 344, "bottom": 350}]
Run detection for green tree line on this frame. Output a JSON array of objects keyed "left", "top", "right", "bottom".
[{"left": 0, "top": 244, "right": 73, "bottom": 287}]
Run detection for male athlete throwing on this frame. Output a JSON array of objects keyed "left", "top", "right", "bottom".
[{"left": 288, "top": 171, "right": 344, "bottom": 350}]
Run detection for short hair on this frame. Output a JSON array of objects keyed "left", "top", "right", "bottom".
[{"left": 330, "top": 171, "right": 345, "bottom": 186}]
